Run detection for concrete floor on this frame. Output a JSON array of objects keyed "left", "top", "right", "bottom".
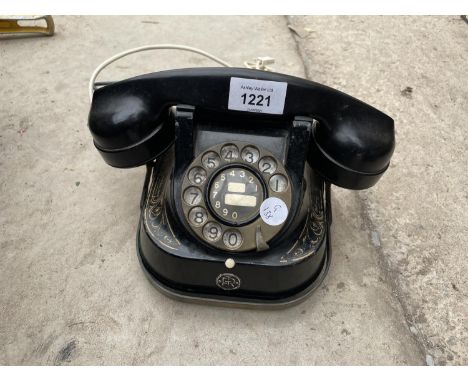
[{"left": 0, "top": 16, "right": 466, "bottom": 365}]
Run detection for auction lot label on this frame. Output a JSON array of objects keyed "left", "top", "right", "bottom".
[{"left": 228, "top": 77, "right": 288, "bottom": 115}]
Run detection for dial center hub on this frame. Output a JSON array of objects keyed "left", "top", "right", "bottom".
[{"left": 208, "top": 167, "right": 265, "bottom": 225}]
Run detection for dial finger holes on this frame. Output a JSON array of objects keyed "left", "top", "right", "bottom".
[
  {"left": 259, "top": 156, "right": 277, "bottom": 174},
  {"left": 223, "top": 229, "right": 243, "bottom": 250},
  {"left": 202, "top": 151, "right": 220, "bottom": 170},
  {"left": 203, "top": 222, "right": 222, "bottom": 242},
  {"left": 188, "top": 207, "right": 208, "bottom": 227},
  {"left": 269, "top": 174, "right": 288, "bottom": 193},
  {"left": 188, "top": 166, "right": 207, "bottom": 185},
  {"left": 183, "top": 186, "right": 202, "bottom": 206},
  {"left": 241, "top": 146, "right": 260, "bottom": 164},
  {"left": 181, "top": 141, "right": 292, "bottom": 252},
  {"left": 220, "top": 144, "right": 239, "bottom": 162}
]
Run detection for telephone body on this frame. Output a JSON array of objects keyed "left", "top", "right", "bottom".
[{"left": 88, "top": 68, "right": 394, "bottom": 307}]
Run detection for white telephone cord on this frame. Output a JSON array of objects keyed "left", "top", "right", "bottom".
[{"left": 88, "top": 44, "right": 275, "bottom": 102}]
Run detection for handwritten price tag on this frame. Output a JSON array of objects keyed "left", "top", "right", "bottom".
[{"left": 260, "top": 197, "right": 288, "bottom": 226}]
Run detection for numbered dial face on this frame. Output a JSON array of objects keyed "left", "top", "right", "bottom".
[
  {"left": 209, "top": 167, "right": 264, "bottom": 225},
  {"left": 180, "top": 141, "right": 292, "bottom": 252}
]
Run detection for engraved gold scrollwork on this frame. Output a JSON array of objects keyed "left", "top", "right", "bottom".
[
  {"left": 282, "top": 184, "right": 325, "bottom": 263},
  {"left": 144, "top": 158, "right": 181, "bottom": 251}
]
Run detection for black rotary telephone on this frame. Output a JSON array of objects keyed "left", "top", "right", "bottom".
[{"left": 88, "top": 66, "right": 394, "bottom": 307}]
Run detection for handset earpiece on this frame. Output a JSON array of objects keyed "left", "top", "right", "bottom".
[
  {"left": 88, "top": 83, "right": 174, "bottom": 168},
  {"left": 87, "top": 44, "right": 232, "bottom": 169},
  {"left": 307, "top": 97, "right": 395, "bottom": 190}
]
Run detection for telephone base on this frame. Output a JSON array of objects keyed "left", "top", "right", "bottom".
[
  {"left": 136, "top": 158, "right": 332, "bottom": 309},
  {"left": 136, "top": 221, "right": 331, "bottom": 309}
]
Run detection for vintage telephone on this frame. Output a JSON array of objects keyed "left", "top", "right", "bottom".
[{"left": 87, "top": 46, "right": 395, "bottom": 307}]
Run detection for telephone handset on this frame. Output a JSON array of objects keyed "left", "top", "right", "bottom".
[{"left": 88, "top": 67, "right": 394, "bottom": 307}]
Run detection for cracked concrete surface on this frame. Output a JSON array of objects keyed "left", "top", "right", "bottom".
[
  {"left": 0, "top": 16, "right": 465, "bottom": 365},
  {"left": 287, "top": 15, "right": 467, "bottom": 365}
]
